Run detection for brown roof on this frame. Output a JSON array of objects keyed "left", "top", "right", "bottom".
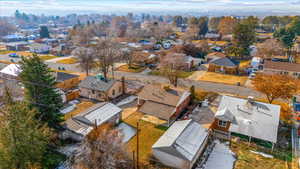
[
  {"left": 206, "top": 52, "right": 226, "bottom": 59},
  {"left": 139, "top": 101, "right": 175, "bottom": 120},
  {"left": 264, "top": 61, "right": 300, "bottom": 72},
  {"left": 138, "top": 85, "right": 185, "bottom": 107}
]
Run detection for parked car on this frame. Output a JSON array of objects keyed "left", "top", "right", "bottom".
[{"left": 8, "top": 53, "right": 19, "bottom": 58}]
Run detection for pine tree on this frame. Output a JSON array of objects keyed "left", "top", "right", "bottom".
[
  {"left": 19, "top": 54, "right": 63, "bottom": 129},
  {"left": 40, "top": 26, "right": 50, "bottom": 38},
  {"left": 0, "top": 89, "right": 50, "bottom": 169}
]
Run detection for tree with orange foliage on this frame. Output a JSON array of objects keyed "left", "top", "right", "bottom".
[
  {"left": 218, "top": 16, "right": 238, "bottom": 38},
  {"left": 252, "top": 74, "right": 299, "bottom": 103},
  {"left": 70, "top": 123, "right": 133, "bottom": 169}
]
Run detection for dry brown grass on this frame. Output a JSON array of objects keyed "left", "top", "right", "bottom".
[
  {"left": 198, "top": 72, "right": 248, "bottom": 85},
  {"left": 56, "top": 58, "right": 78, "bottom": 64},
  {"left": 64, "top": 101, "right": 94, "bottom": 120},
  {"left": 117, "top": 64, "right": 146, "bottom": 73},
  {"left": 39, "top": 55, "right": 58, "bottom": 61},
  {"left": 239, "top": 60, "right": 251, "bottom": 69},
  {"left": 231, "top": 141, "right": 287, "bottom": 169},
  {"left": 124, "top": 111, "right": 165, "bottom": 164}
]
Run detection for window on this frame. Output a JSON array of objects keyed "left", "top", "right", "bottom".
[
  {"left": 112, "top": 89, "right": 115, "bottom": 96},
  {"left": 92, "top": 90, "right": 95, "bottom": 94},
  {"left": 218, "top": 120, "right": 227, "bottom": 128}
]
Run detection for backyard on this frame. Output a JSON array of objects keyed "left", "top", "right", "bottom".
[
  {"left": 198, "top": 72, "right": 248, "bottom": 85},
  {"left": 231, "top": 140, "right": 289, "bottom": 169},
  {"left": 123, "top": 111, "right": 165, "bottom": 164},
  {"left": 149, "top": 70, "right": 194, "bottom": 78},
  {"left": 117, "top": 64, "right": 146, "bottom": 73},
  {"left": 64, "top": 101, "right": 94, "bottom": 120},
  {"left": 56, "top": 58, "right": 78, "bottom": 64}
]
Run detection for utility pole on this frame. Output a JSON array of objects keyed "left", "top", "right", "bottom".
[
  {"left": 136, "top": 122, "right": 140, "bottom": 169},
  {"left": 132, "top": 151, "right": 136, "bottom": 169}
]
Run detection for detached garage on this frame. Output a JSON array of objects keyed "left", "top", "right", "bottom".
[{"left": 152, "top": 120, "right": 209, "bottom": 169}]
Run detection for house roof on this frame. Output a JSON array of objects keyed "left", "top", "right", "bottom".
[
  {"left": 206, "top": 52, "right": 226, "bottom": 59},
  {"left": 78, "top": 76, "right": 117, "bottom": 92},
  {"left": 55, "top": 72, "right": 79, "bottom": 83},
  {"left": 264, "top": 60, "right": 300, "bottom": 72},
  {"left": 152, "top": 120, "right": 209, "bottom": 161},
  {"left": 0, "top": 64, "right": 21, "bottom": 77},
  {"left": 209, "top": 57, "right": 239, "bottom": 67},
  {"left": 216, "top": 96, "right": 280, "bottom": 143},
  {"left": 63, "top": 102, "right": 122, "bottom": 136},
  {"left": 139, "top": 101, "right": 175, "bottom": 120},
  {"left": 138, "top": 85, "right": 189, "bottom": 107}
]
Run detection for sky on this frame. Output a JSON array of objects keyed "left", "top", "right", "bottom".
[{"left": 1, "top": 0, "right": 300, "bottom": 16}]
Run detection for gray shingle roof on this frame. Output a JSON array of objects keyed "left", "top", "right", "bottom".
[
  {"left": 78, "top": 76, "right": 116, "bottom": 92},
  {"left": 209, "top": 57, "right": 239, "bottom": 67},
  {"left": 55, "top": 72, "right": 79, "bottom": 83}
]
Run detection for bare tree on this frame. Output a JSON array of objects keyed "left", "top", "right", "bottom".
[
  {"left": 70, "top": 124, "right": 133, "bottom": 169},
  {"left": 72, "top": 47, "right": 95, "bottom": 76},
  {"left": 160, "top": 53, "right": 186, "bottom": 87},
  {"left": 0, "top": 19, "right": 16, "bottom": 37},
  {"left": 256, "top": 38, "right": 285, "bottom": 59}
]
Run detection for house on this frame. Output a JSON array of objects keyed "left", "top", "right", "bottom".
[
  {"left": 212, "top": 96, "right": 280, "bottom": 146},
  {"left": 137, "top": 85, "right": 191, "bottom": 126},
  {"left": 152, "top": 120, "right": 209, "bottom": 169},
  {"left": 54, "top": 72, "right": 80, "bottom": 91},
  {"left": 61, "top": 102, "right": 122, "bottom": 141},
  {"left": 263, "top": 60, "right": 300, "bottom": 78},
  {"left": 5, "top": 42, "right": 29, "bottom": 51},
  {"left": 205, "top": 52, "right": 226, "bottom": 62},
  {"left": 208, "top": 57, "right": 239, "bottom": 74},
  {"left": 250, "top": 57, "right": 262, "bottom": 69},
  {"left": 28, "top": 43, "right": 50, "bottom": 54},
  {"left": 78, "top": 75, "right": 125, "bottom": 101},
  {"left": 2, "top": 34, "right": 26, "bottom": 42},
  {"left": 0, "top": 64, "right": 21, "bottom": 80}
]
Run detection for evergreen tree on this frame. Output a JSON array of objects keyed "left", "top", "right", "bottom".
[
  {"left": 274, "top": 27, "right": 296, "bottom": 61},
  {"left": 19, "top": 54, "right": 63, "bottom": 129},
  {"left": 39, "top": 26, "right": 50, "bottom": 38},
  {"left": 0, "top": 89, "right": 50, "bottom": 169}
]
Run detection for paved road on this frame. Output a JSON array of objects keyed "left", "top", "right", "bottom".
[{"left": 44, "top": 62, "right": 264, "bottom": 99}]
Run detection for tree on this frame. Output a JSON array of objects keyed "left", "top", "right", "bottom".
[
  {"left": 289, "top": 17, "right": 300, "bottom": 36},
  {"left": 93, "top": 39, "right": 120, "bottom": 80},
  {"left": 0, "top": 19, "right": 17, "bottom": 37},
  {"left": 173, "top": 16, "right": 184, "bottom": 27},
  {"left": 232, "top": 22, "right": 256, "bottom": 58},
  {"left": 70, "top": 124, "right": 133, "bottom": 169},
  {"left": 256, "top": 39, "right": 285, "bottom": 59},
  {"left": 0, "top": 90, "right": 50, "bottom": 169},
  {"left": 198, "top": 17, "right": 209, "bottom": 39},
  {"left": 209, "top": 17, "right": 222, "bottom": 32},
  {"left": 274, "top": 27, "right": 296, "bottom": 61},
  {"left": 218, "top": 16, "right": 237, "bottom": 38},
  {"left": 72, "top": 47, "right": 95, "bottom": 76},
  {"left": 19, "top": 54, "right": 63, "bottom": 129},
  {"left": 252, "top": 74, "right": 299, "bottom": 103},
  {"left": 160, "top": 53, "right": 186, "bottom": 87},
  {"left": 39, "top": 26, "right": 50, "bottom": 38}
]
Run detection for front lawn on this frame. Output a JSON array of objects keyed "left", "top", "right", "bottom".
[
  {"left": 39, "top": 55, "right": 58, "bottom": 61},
  {"left": 239, "top": 60, "right": 251, "bottom": 69},
  {"left": 0, "top": 50, "right": 16, "bottom": 55},
  {"left": 117, "top": 64, "right": 146, "bottom": 73},
  {"left": 56, "top": 58, "right": 78, "bottom": 64},
  {"left": 149, "top": 70, "right": 194, "bottom": 78},
  {"left": 231, "top": 140, "right": 288, "bottom": 169},
  {"left": 124, "top": 111, "right": 165, "bottom": 164},
  {"left": 198, "top": 72, "right": 248, "bottom": 85}
]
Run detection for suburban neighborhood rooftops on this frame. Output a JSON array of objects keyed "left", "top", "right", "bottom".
[
  {"left": 138, "top": 85, "right": 189, "bottom": 107},
  {"left": 63, "top": 102, "right": 122, "bottom": 136},
  {"left": 216, "top": 95, "right": 280, "bottom": 143},
  {"left": 152, "top": 120, "right": 209, "bottom": 161},
  {"left": 79, "top": 76, "right": 117, "bottom": 92},
  {"left": 139, "top": 101, "right": 175, "bottom": 120},
  {"left": 209, "top": 57, "right": 239, "bottom": 67},
  {"left": 55, "top": 72, "right": 79, "bottom": 83},
  {"left": 0, "top": 64, "right": 21, "bottom": 77},
  {"left": 206, "top": 52, "right": 226, "bottom": 59},
  {"left": 264, "top": 60, "right": 300, "bottom": 72}
]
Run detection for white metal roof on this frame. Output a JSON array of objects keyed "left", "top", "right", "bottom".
[
  {"left": 84, "top": 102, "right": 122, "bottom": 125},
  {"left": 217, "top": 96, "right": 280, "bottom": 143},
  {"left": 152, "top": 120, "right": 209, "bottom": 161},
  {"left": 0, "top": 64, "right": 21, "bottom": 77}
]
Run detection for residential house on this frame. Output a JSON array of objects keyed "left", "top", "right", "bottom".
[
  {"left": 61, "top": 102, "right": 122, "bottom": 141},
  {"left": 28, "top": 43, "right": 51, "bottom": 54},
  {"left": 0, "top": 64, "right": 21, "bottom": 80},
  {"left": 208, "top": 57, "right": 239, "bottom": 74},
  {"left": 152, "top": 120, "right": 209, "bottom": 169},
  {"left": 5, "top": 42, "right": 29, "bottom": 51},
  {"left": 54, "top": 72, "right": 80, "bottom": 91},
  {"left": 2, "top": 34, "right": 26, "bottom": 42},
  {"left": 212, "top": 96, "right": 280, "bottom": 146},
  {"left": 263, "top": 60, "right": 300, "bottom": 78},
  {"left": 137, "top": 85, "right": 191, "bottom": 126},
  {"left": 78, "top": 76, "right": 125, "bottom": 101},
  {"left": 250, "top": 57, "right": 262, "bottom": 69},
  {"left": 205, "top": 52, "right": 226, "bottom": 62}
]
